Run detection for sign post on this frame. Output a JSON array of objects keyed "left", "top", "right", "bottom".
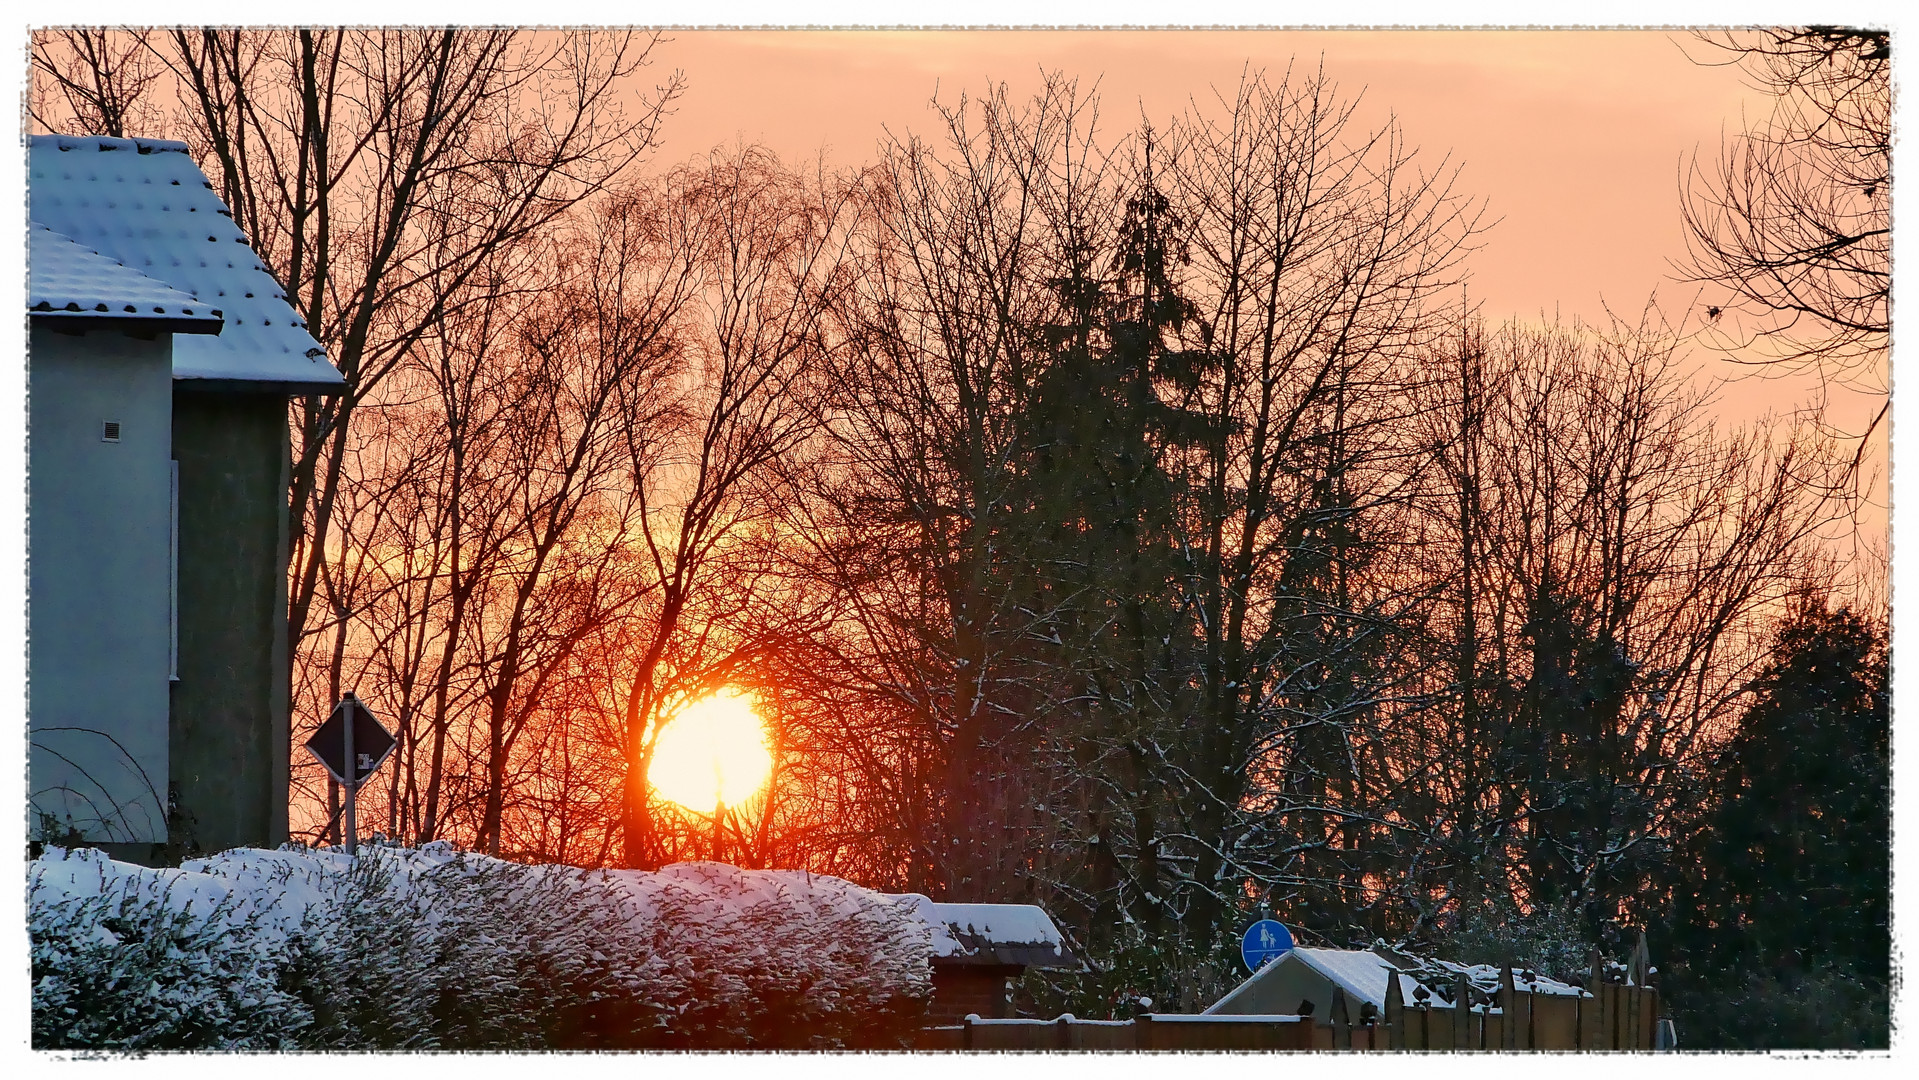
[
  {"left": 344, "top": 697, "right": 354, "bottom": 855},
  {"left": 1241, "top": 918, "right": 1295, "bottom": 974},
  {"left": 304, "top": 693, "right": 396, "bottom": 856}
]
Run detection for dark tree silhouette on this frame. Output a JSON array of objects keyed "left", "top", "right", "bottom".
[
  {"left": 1664, "top": 600, "right": 1888, "bottom": 1049},
  {"left": 1678, "top": 28, "right": 1889, "bottom": 394}
]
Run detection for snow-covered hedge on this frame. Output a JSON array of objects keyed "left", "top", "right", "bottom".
[{"left": 30, "top": 843, "right": 932, "bottom": 1050}]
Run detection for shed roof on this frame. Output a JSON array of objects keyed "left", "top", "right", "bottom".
[
  {"left": 891, "top": 895, "right": 1085, "bottom": 971},
  {"left": 1205, "top": 947, "right": 1438, "bottom": 1015},
  {"left": 29, "top": 223, "right": 222, "bottom": 333},
  {"left": 27, "top": 134, "right": 345, "bottom": 393},
  {"left": 1375, "top": 950, "right": 1589, "bottom": 1002}
]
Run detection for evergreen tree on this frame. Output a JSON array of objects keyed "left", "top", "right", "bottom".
[
  {"left": 1020, "top": 137, "right": 1220, "bottom": 948},
  {"left": 1666, "top": 600, "right": 1889, "bottom": 1048}
]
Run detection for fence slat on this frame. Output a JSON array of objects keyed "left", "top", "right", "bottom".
[
  {"left": 1612, "top": 982, "right": 1627, "bottom": 1050},
  {"left": 1532, "top": 994, "right": 1580, "bottom": 1050},
  {"left": 1498, "top": 965, "right": 1517, "bottom": 1049},
  {"left": 1384, "top": 968, "right": 1404, "bottom": 1050},
  {"left": 1584, "top": 949, "right": 1605, "bottom": 1050},
  {"left": 1454, "top": 974, "right": 1473, "bottom": 1048}
]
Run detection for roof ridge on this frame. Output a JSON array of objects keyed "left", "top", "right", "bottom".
[{"left": 30, "top": 133, "right": 191, "bottom": 155}]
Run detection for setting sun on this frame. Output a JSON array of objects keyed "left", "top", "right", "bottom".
[{"left": 647, "top": 690, "right": 773, "bottom": 812}]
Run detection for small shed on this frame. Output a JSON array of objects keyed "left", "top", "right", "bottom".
[
  {"left": 1205, "top": 944, "right": 1591, "bottom": 1022},
  {"left": 893, "top": 897, "right": 1085, "bottom": 1022},
  {"left": 28, "top": 134, "right": 345, "bottom": 859},
  {"left": 1205, "top": 946, "right": 1443, "bottom": 1020}
]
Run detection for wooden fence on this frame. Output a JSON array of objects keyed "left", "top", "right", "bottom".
[
  {"left": 1376, "top": 960, "right": 1660, "bottom": 1050},
  {"left": 919, "top": 950, "right": 1664, "bottom": 1051}
]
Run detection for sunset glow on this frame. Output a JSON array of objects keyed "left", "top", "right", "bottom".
[{"left": 647, "top": 690, "right": 773, "bottom": 812}]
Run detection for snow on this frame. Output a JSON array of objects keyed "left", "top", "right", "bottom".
[
  {"left": 1146, "top": 1012, "right": 1307, "bottom": 1023},
  {"left": 30, "top": 843, "right": 935, "bottom": 1049},
  {"left": 28, "top": 223, "right": 221, "bottom": 326},
  {"left": 1392, "top": 954, "right": 1589, "bottom": 1000},
  {"left": 1296, "top": 946, "right": 1443, "bottom": 1009},
  {"left": 28, "top": 135, "right": 345, "bottom": 392},
  {"left": 1205, "top": 945, "right": 1589, "bottom": 1018},
  {"left": 886, "top": 894, "right": 1071, "bottom": 960},
  {"left": 1204, "top": 946, "right": 1440, "bottom": 1015}
]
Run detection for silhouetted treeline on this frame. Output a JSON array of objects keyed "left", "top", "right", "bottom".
[{"left": 32, "top": 30, "right": 1888, "bottom": 1047}]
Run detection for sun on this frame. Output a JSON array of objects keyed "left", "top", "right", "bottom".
[{"left": 647, "top": 689, "right": 773, "bottom": 812}]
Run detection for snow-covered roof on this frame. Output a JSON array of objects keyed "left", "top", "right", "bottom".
[
  {"left": 888, "top": 895, "right": 1083, "bottom": 970},
  {"left": 1298, "top": 947, "right": 1443, "bottom": 1009},
  {"left": 29, "top": 222, "right": 222, "bottom": 331},
  {"left": 1206, "top": 947, "right": 1436, "bottom": 1015},
  {"left": 28, "top": 134, "right": 345, "bottom": 393},
  {"left": 1380, "top": 953, "right": 1589, "bottom": 1002},
  {"left": 1208, "top": 942, "right": 1594, "bottom": 1018}
]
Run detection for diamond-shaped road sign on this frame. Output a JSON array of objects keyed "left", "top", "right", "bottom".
[{"left": 305, "top": 694, "right": 396, "bottom": 787}]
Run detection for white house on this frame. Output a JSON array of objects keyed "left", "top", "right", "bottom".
[{"left": 28, "top": 134, "right": 345, "bottom": 859}]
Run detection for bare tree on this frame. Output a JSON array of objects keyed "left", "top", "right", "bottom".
[
  {"left": 30, "top": 27, "right": 682, "bottom": 713},
  {"left": 798, "top": 75, "right": 1121, "bottom": 897},
  {"left": 597, "top": 148, "right": 859, "bottom": 869},
  {"left": 799, "top": 68, "right": 1483, "bottom": 1004},
  {"left": 32, "top": 29, "right": 683, "bottom": 846},
  {"left": 1402, "top": 311, "right": 1840, "bottom": 945},
  {"left": 1677, "top": 28, "right": 1889, "bottom": 396},
  {"left": 30, "top": 28, "right": 163, "bottom": 138},
  {"left": 1135, "top": 66, "right": 1482, "bottom": 965}
]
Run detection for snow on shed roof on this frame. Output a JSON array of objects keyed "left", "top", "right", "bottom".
[
  {"left": 1297, "top": 947, "right": 1443, "bottom": 1010},
  {"left": 888, "top": 895, "right": 1084, "bottom": 970},
  {"left": 28, "top": 134, "right": 345, "bottom": 393},
  {"left": 1383, "top": 953, "right": 1588, "bottom": 1000},
  {"left": 1206, "top": 947, "right": 1436, "bottom": 1015},
  {"left": 29, "top": 222, "right": 222, "bottom": 331}
]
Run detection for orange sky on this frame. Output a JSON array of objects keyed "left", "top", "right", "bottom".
[
  {"left": 653, "top": 29, "right": 1765, "bottom": 332},
  {"left": 646, "top": 29, "right": 1885, "bottom": 546}
]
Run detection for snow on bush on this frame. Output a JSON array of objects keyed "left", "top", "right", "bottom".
[{"left": 30, "top": 843, "right": 932, "bottom": 1050}]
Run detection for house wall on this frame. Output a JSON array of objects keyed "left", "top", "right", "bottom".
[
  {"left": 28, "top": 324, "right": 174, "bottom": 845},
  {"left": 169, "top": 391, "right": 290, "bottom": 854}
]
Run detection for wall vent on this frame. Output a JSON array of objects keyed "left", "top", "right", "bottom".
[{"left": 101, "top": 420, "right": 121, "bottom": 443}]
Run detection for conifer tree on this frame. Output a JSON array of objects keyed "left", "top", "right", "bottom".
[{"left": 1668, "top": 600, "right": 1889, "bottom": 1048}]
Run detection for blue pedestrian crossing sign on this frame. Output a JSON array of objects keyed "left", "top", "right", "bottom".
[{"left": 1241, "top": 919, "right": 1294, "bottom": 973}]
